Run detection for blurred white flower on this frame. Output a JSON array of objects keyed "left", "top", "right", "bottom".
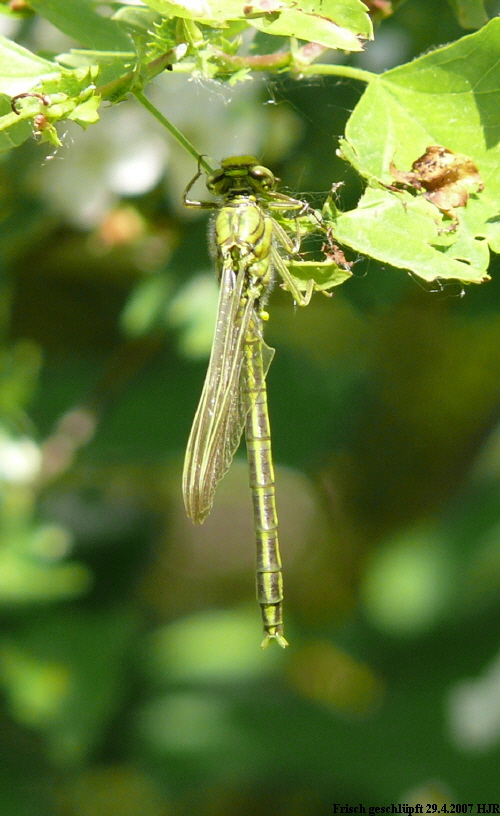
[
  {"left": 447, "top": 650, "right": 500, "bottom": 751},
  {"left": 0, "top": 433, "right": 42, "bottom": 484},
  {"left": 37, "top": 101, "right": 170, "bottom": 228}
]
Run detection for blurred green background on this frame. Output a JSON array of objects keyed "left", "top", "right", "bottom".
[{"left": 1, "top": 1, "right": 500, "bottom": 813}]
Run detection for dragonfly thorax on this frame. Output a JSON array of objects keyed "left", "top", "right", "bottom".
[{"left": 214, "top": 198, "right": 274, "bottom": 289}]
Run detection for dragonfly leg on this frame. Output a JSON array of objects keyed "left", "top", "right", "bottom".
[
  {"left": 183, "top": 157, "right": 218, "bottom": 209},
  {"left": 272, "top": 247, "right": 313, "bottom": 306}
]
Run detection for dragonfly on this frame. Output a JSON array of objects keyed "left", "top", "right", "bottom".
[{"left": 182, "top": 155, "right": 315, "bottom": 649}]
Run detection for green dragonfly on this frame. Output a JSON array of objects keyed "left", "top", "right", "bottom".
[{"left": 182, "top": 155, "right": 320, "bottom": 649}]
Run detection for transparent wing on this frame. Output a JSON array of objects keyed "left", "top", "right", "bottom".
[{"left": 183, "top": 259, "right": 259, "bottom": 522}]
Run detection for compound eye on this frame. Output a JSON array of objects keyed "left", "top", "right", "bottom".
[{"left": 250, "top": 165, "right": 275, "bottom": 190}]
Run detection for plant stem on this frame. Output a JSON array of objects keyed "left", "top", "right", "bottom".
[
  {"left": 134, "top": 90, "right": 213, "bottom": 172},
  {"left": 169, "top": 59, "right": 375, "bottom": 84},
  {"left": 298, "top": 64, "right": 375, "bottom": 83}
]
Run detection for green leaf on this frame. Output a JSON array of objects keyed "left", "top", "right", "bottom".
[
  {"left": 340, "top": 18, "right": 500, "bottom": 179},
  {"left": 0, "top": 341, "right": 42, "bottom": 415},
  {"left": 251, "top": 8, "right": 365, "bottom": 51},
  {"left": 252, "top": 0, "right": 372, "bottom": 51},
  {"left": 112, "top": 4, "right": 163, "bottom": 40},
  {"left": 37, "top": 64, "right": 100, "bottom": 99},
  {"left": 142, "top": 0, "right": 372, "bottom": 50},
  {"left": 331, "top": 188, "right": 490, "bottom": 284},
  {"left": 0, "top": 548, "right": 90, "bottom": 605},
  {"left": 56, "top": 50, "right": 137, "bottom": 101},
  {"left": 446, "top": 0, "right": 488, "bottom": 29},
  {"left": 29, "top": 0, "right": 132, "bottom": 51},
  {"left": 0, "top": 34, "right": 59, "bottom": 96},
  {"left": 0, "top": 609, "right": 136, "bottom": 764},
  {"left": 286, "top": 258, "right": 353, "bottom": 293},
  {"left": 142, "top": 0, "right": 248, "bottom": 22},
  {"left": 295, "top": 0, "right": 372, "bottom": 35},
  {"left": 66, "top": 94, "right": 100, "bottom": 127},
  {"left": 56, "top": 44, "right": 174, "bottom": 104},
  {"left": 121, "top": 276, "right": 171, "bottom": 338},
  {"left": 336, "top": 17, "right": 500, "bottom": 283},
  {"left": 0, "top": 94, "right": 32, "bottom": 152},
  {"left": 37, "top": 67, "right": 101, "bottom": 126},
  {"left": 0, "top": 66, "right": 102, "bottom": 152}
]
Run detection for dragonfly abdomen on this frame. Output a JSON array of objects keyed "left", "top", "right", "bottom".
[{"left": 245, "top": 328, "right": 288, "bottom": 649}]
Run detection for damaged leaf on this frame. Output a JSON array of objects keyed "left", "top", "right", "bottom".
[{"left": 390, "top": 145, "right": 484, "bottom": 216}]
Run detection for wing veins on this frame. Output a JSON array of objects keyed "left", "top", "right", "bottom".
[{"left": 183, "top": 259, "right": 258, "bottom": 521}]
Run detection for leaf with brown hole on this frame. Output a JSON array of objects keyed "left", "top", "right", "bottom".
[{"left": 390, "top": 145, "right": 484, "bottom": 216}]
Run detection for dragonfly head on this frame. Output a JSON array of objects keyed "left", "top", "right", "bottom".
[{"left": 206, "top": 156, "right": 278, "bottom": 198}]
